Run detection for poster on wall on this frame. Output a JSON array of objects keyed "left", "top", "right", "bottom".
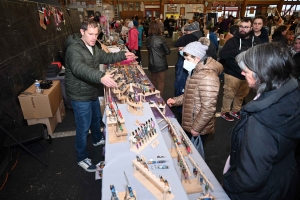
[
  {"left": 167, "top": 4, "right": 177, "bottom": 11},
  {"left": 192, "top": 4, "right": 204, "bottom": 13}
]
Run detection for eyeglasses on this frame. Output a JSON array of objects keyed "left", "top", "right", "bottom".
[{"left": 239, "top": 26, "right": 251, "bottom": 29}]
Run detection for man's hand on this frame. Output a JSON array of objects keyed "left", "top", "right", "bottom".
[
  {"left": 125, "top": 52, "right": 135, "bottom": 59},
  {"left": 100, "top": 74, "right": 117, "bottom": 88},
  {"left": 167, "top": 98, "right": 175, "bottom": 107},
  {"left": 191, "top": 129, "right": 200, "bottom": 137}
]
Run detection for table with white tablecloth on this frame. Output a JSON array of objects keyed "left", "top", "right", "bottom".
[{"left": 101, "top": 103, "right": 229, "bottom": 200}]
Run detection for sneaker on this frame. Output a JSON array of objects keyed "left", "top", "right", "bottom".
[
  {"left": 221, "top": 112, "right": 235, "bottom": 122},
  {"left": 78, "top": 158, "right": 96, "bottom": 172},
  {"left": 93, "top": 138, "right": 105, "bottom": 146},
  {"left": 230, "top": 111, "right": 240, "bottom": 120}
]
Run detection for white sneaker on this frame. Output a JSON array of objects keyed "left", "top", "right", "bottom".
[
  {"left": 93, "top": 138, "right": 105, "bottom": 146},
  {"left": 78, "top": 158, "right": 96, "bottom": 172}
]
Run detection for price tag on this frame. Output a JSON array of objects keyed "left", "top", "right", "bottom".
[{"left": 151, "top": 140, "right": 159, "bottom": 148}]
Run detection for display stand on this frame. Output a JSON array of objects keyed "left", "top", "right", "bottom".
[
  {"left": 129, "top": 130, "right": 158, "bottom": 153},
  {"left": 126, "top": 96, "right": 144, "bottom": 116},
  {"left": 149, "top": 101, "right": 166, "bottom": 115},
  {"left": 139, "top": 90, "right": 161, "bottom": 102},
  {"left": 118, "top": 190, "right": 137, "bottom": 200},
  {"left": 132, "top": 159, "right": 174, "bottom": 200},
  {"left": 153, "top": 103, "right": 213, "bottom": 194},
  {"left": 188, "top": 155, "right": 214, "bottom": 191},
  {"left": 106, "top": 107, "right": 128, "bottom": 144},
  {"left": 136, "top": 65, "right": 145, "bottom": 76}
]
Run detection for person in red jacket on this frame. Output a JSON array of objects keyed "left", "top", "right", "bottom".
[{"left": 127, "top": 21, "right": 139, "bottom": 53}]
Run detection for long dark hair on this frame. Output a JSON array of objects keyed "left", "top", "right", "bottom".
[{"left": 236, "top": 42, "right": 293, "bottom": 94}]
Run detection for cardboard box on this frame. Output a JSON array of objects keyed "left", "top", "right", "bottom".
[
  {"left": 56, "top": 100, "right": 65, "bottom": 123},
  {"left": 27, "top": 110, "right": 59, "bottom": 135},
  {"left": 18, "top": 80, "right": 63, "bottom": 119}
]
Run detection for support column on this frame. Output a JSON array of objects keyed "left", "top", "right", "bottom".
[{"left": 240, "top": 0, "right": 249, "bottom": 18}]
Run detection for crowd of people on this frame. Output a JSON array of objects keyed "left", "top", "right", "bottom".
[{"left": 65, "top": 13, "right": 300, "bottom": 199}]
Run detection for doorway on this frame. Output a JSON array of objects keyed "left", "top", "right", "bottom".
[
  {"left": 180, "top": 7, "right": 185, "bottom": 16},
  {"left": 145, "top": 9, "right": 160, "bottom": 20}
]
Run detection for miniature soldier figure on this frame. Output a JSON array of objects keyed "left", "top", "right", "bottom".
[
  {"left": 144, "top": 124, "right": 149, "bottom": 137},
  {"left": 193, "top": 166, "right": 198, "bottom": 177},
  {"left": 137, "top": 127, "right": 143, "bottom": 138},
  {"left": 164, "top": 180, "right": 169, "bottom": 186},
  {"left": 151, "top": 118, "right": 155, "bottom": 129},
  {"left": 182, "top": 167, "right": 188, "bottom": 179},
  {"left": 179, "top": 159, "right": 183, "bottom": 168},
  {"left": 200, "top": 173, "right": 204, "bottom": 184},
  {"left": 135, "top": 90, "right": 139, "bottom": 102},
  {"left": 146, "top": 121, "right": 151, "bottom": 134},
  {"left": 159, "top": 175, "right": 164, "bottom": 182},
  {"left": 143, "top": 162, "right": 149, "bottom": 171},
  {"left": 205, "top": 182, "right": 209, "bottom": 193}
]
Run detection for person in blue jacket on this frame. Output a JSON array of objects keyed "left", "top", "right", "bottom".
[
  {"left": 209, "top": 26, "right": 219, "bottom": 49},
  {"left": 136, "top": 20, "right": 144, "bottom": 64}
]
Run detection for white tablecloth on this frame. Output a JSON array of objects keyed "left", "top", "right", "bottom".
[{"left": 102, "top": 103, "right": 229, "bottom": 200}]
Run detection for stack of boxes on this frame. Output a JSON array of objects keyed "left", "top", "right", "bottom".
[{"left": 18, "top": 80, "right": 65, "bottom": 135}]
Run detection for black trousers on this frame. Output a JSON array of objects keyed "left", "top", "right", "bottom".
[{"left": 135, "top": 46, "right": 141, "bottom": 63}]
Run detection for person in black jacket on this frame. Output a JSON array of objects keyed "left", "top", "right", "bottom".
[
  {"left": 219, "top": 18, "right": 261, "bottom": 121},
  {"left": 223, "top": 42, "right": 300, "bottom": 200},
  {"left": 272, "top": 25, "right": 288, "bottom": 46},
  {"left": 146, "top": 20, "right": 171, "bottom": 95},
  {"left": 163, "top": 17, "right": 170, "bottom": 37},
  {"left": 252, "top": 15, "right": 269, "bottom": 43}
]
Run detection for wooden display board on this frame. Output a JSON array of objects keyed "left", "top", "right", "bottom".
[
  {"left": 106, "top": 108, "right": 128, "bottom": 144},
  {"left": 132, "top": 160, "right": 174, "bottom": 200},
  {"left": 118, "top": 190, "right": 137, "bottom": 200}
]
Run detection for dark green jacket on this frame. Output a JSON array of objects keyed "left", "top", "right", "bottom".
[{"left": 65, "top": 33, "right": 126, "bottom": 101}]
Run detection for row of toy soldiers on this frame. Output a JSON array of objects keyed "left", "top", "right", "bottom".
[
  {"left": 131, "top": 119, "right": 156, "bottom": 149},
  {"left": 177, "top": 153, "right": 189, "bottom": 179},
  {"left": 180, "top": 134, "right": 192, "bottom": 154},
  {"left": 167, "top": 124, "right": 180, "bottom": 145},
  {"left": 159, "top": 175, "right": 172, "bottom": 194},
  {"left": 136, "top": 155, "right": 149, "bottom": 171}
]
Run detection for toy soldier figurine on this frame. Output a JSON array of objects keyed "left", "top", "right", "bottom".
[
  {"left": 182, "top": 166, "right": 188, "bottom": 179},
  {"left": 150, "top": 118, "right": 155, "bottom": 129},
  {"left": 135, "top": 90, "right": 139, "bottom": 102},
  {"left": 159, "top": 175, "right": 164, "bottom": 182},
  {"left": 116, "top": 120, "right": 123, "bottom": 132},
  {"left": 193, "top": 166, "right": 198, "bottom": 177}
]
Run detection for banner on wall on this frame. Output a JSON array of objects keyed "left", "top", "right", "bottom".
[{"left": 192, "top": 4, "right": 204, "bottom": 13}]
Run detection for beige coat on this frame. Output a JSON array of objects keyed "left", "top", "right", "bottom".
[{"left": 173, "top": 57, "right": 223, "bottom": 135}]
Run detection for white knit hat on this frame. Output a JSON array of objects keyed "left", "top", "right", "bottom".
[
  {"left": 183, "top": 41, "right": 208, "bottom": 59},
  {"left": 128, "top": 21, "right": 134, "bottom": 28}
]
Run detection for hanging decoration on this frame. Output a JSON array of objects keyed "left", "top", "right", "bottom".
[{"left": 36, "top": 4, "right": 64, "bottom": 31}]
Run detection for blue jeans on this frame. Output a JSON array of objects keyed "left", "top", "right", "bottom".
[{"left": 71, "top": 99, "right": 102, "bottom": 162}]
